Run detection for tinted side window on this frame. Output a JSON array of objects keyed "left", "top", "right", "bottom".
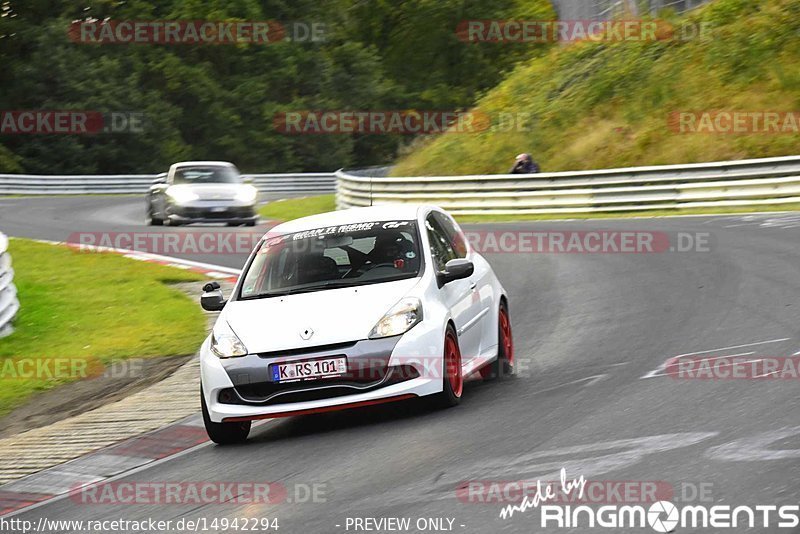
[
  {"left": 432, "top": 212, "right": 468, "bottom": 259},
  {"left": 425, "top": 215, "right": 457, "bottom": 271}
]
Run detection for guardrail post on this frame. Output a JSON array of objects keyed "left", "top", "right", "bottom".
[{"left": 0, "top": 231, "right": 19, "bottom": 338}]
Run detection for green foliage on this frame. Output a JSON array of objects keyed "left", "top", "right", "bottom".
[
  {"left": 0, "top": 0, "right": 553, "bottom": 173},
  {"left": 393, "top": 0, "right": 800, "bottom": 176}
]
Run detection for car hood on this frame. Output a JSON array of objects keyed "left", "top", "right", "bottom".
[
  {"left": 221, "top": 278, "right": 422, "bottom": 353},
  {"left": 170, "top": 183, "right": 248, "bottom": 201}
]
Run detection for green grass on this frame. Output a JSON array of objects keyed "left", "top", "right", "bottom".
[
  {"left": 259, "top": 194, "right": 336, "bottom": 221},
  {"left": 0, "top": 239, "right": 207, "bottom": 417},
  {"left": 393, "top": 0, "right": 800, "bottom": 177}
]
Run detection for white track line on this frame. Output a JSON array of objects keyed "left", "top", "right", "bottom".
[
  {"left": 687, "top": 351, "right": 755, "bottom": 362},
  {"left": 673, "top": 338, "right": 790, "bottom": 358},
  {"left": 641, "top": 339, "right": 791, "bottom": 379}
]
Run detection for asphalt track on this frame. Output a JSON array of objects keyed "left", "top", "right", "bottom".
[{"left": 3, "top": 196, "right": 800, "bottom": 533}]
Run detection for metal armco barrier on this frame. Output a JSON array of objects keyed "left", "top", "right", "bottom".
[
  {"left": 0, "top": 173, "right": 336, "bottom": 195},
  {"left": 336, "top": 156, "right": 800, "bottom": 215},
  {"left": 249, "top": 173, "right": 336, "bottom": 195},
  {"left": 0, "top": 232, "right": 19, "bottom": 338}
]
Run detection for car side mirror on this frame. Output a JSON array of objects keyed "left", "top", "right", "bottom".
[
  {"left": 201, "top": 281, "right": 227, "bottom": 311},
  {"left": 152, "top": 175, "right": 167, "bottom": 185},
  {"left": 437, "top": 259, "right": 474, "bottom": 288}
]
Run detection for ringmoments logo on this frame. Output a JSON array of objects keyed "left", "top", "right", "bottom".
[
  {"left": 648, "top": 501, "right": 679, "bottom": 532},
  {"left": 539, "top": 502, "right": 800, "bottom": 530},
  {"left": 499, "top": 469, "right": 800, "bottom": 530}
]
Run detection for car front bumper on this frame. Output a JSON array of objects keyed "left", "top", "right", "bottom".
[
  {"left": 200, "top": 320, "right": 445, "bottom": 423},
  {"left": 167, "top": 201, "right": 257, "bottom": 224}
]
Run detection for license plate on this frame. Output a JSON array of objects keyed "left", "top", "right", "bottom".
[
  {"left": 210, "top": 207, "right": 227, "bottom": 213},
  {"left": 272, "top": 357, "right": 347, "bottom": 383}
]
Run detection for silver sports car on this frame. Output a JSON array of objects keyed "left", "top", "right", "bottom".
[{"left": 146, "top": 161, "right": 259, "bottom": 226}]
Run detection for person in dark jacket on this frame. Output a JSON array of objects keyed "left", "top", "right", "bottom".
[{"left": 510, "top": 153, "right": 540, "bottom": 174}]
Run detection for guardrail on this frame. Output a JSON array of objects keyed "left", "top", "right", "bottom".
[
  {"left": 0, "top": 232, "right": 19, "bottom": 338},
  {"left": 0, "top": 173, "right": 336, "bottom": 196},
  {"left": 249, "top": 173, "right": 336, "bottom": 195},
  {"left": 336, "top": 156, "right": 800, "bottom": 215}
]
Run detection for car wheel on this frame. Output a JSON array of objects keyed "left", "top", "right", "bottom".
[
  {"left": 480, "top": 301, "right": 514, "bottom": 380},
  {"left": 201, "top": 388, "right": 250, "bottom": 445},
  {"left": 146, "top": 206, "right": 163, "bottom": 226},
  {"left": 434, "top": 325, "right": 463, "bottom": 408}
]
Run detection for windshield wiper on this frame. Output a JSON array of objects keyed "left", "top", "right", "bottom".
[
  {"left": 248, "top": 280, "right": 356, "bottom": 298},
  {"left": 286, "top": 281, "right": 357, "bottom": 293},
  {"left": 243, "top": 275, "right": 416, "bottom": 300}
]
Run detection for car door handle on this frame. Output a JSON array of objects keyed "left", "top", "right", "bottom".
[{"left": 469, "top": 282, "right": 477, "bottom": 291}]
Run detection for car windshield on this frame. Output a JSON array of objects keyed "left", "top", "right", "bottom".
[
  {"left": 173, "top": 166, "right": 241, "bottom": 185},
  {"left": 239, "top": 221, "right": 422, "bottom": 299}
]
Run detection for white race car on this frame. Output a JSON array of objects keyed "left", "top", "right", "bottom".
[{"left": 199, "top": 205, "right": 513, "bottom": 444}]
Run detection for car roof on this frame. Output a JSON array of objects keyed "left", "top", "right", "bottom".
[
  {"left": 267, "top": 204, "right": 438, "bottom": 236},
  {"left": 169, "top": 161, "right": 236, "bottom": 170}
]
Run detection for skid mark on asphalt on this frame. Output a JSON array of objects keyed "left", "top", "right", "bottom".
[{"left": 640, "top": 338, "right": 791, "bottom": 379}]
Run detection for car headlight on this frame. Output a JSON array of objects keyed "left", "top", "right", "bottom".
[
  {"left": 234, "top": 185, "right": 258, "bottom": 204},
  {"left": 166, "top": 185, "right": 199, "bottom": 204},
  {"left": 210, "top": 321, "right": 248, "bottom": 358},
  {"left": 369, "top": 297, "right": 423, "bottom": 339}
]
